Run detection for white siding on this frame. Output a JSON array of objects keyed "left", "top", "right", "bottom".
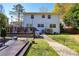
[{"left": 22, "top": 14, "right": 60, "bottom": 34}]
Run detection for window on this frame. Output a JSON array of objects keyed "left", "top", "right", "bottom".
[
  {"left": 48, "top": 15, "right": 51, "bottom": 19},
  {"left": 42, "top": 15, "right": 45, "bottom": 18},
  {"left": 53, "top": 24, "right": 56, "bottom": 28},
  {"left": 38, "top": 24, "right": 40, "bottom": 27},
  {"left": 30, "top": 28, "right": 32, "bottom": 31},
  {"left": 41, "top": 24, "right": 44, "bottom": 27},
  {"left": 27, "top": 24, "right": 32, "bottom": 27},
  {"left": 38, "top": 24, "right": 44, "bottom": 27},
  {"left": 50, "top": 24, "right": 53, "bottom": 28},
  {"left": 31, "top": 15, "right": 34, "bottom": 19},
  {"left": 50, "top": 24, "right": 56, "bottom": 28}
]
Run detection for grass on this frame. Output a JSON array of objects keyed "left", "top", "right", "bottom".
[
  {"left": 48, "top": 34, "right": 79, "bottom": 53},
  {"left": 24, "top": 39, "right": 59, "bottom": 56}
]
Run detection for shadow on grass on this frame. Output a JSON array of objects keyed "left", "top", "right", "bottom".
[
  {"left": 32, "top": 41, "right": 38, "bottom": 44},
  {"left": 23, "top": 42, "right": 38, "bottom": 56},
  {"left": 23, "top": 43, "right": 32, "bottom": 56},
  {"left": 48, "top": 33, "right": 79, "bottom": 36}
]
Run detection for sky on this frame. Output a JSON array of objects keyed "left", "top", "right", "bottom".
[{"left": 1, "top": 3, "right": 55, "bottom": 22}]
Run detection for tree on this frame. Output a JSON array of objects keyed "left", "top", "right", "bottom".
[
  {"left": 53, "top": 4, "right": 61, "bottom": 15},
  {"left": 10, "top": 4, "right": 25, "bottom": 23},
  {"left": 0, "top": 13, "right": 8, "bottom": 29},
  {"left": 1, "top": 28, "right": 6, "bottom": 46},
  {"left": 0, "top": 13, "right": 7, "bottom": 46},
  {"left": 63, "top": 4, "right": 79, "bottom": 30},
  {"left": 53, "top": 3, "right": 73, "bottom": 19}
]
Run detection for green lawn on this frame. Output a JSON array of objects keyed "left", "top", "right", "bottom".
[
  {"left": 24, "top": 39, "right": 58, "bottom": 56},
  {"left": 48, "top": 34, "right": 79, "bottom": 53}
]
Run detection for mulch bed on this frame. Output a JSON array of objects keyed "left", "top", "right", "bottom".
[{"left": 64, "top": 28, "right": 79, "bottom": 34}]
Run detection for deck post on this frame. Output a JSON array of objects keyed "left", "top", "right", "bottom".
[{"left": 32, "top": 28, "right": 35, "bottom": 43}]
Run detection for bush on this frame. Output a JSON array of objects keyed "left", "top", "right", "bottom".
[
  {"left": 0, "top": 28, "right": 6, "bottom": 45},
  {"left": 1, "top": 28, "right": 6, "bottom": 37}
]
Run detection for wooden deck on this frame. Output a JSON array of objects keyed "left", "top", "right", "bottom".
[{"left": 0, "top": 40, "right": 30, "bottom": 56}]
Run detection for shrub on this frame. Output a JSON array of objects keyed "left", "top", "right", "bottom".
[{"left": 1, "top": 28, "right": 6, "bottom": 37}]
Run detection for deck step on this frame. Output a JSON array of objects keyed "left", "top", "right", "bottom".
[
  {"left": 18, "top": 42, "right": 31, "bottom": 56},
  {"left": 15, "top": 41, "right": 29, "bottom": 56},
  {"left": 0, "top": 40, "right": 29, "bottom": 56},
  {"left": 0, "top": 45, "right": 8, "bottom": 51}
]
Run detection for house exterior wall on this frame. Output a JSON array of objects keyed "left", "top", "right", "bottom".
[{"left": 22, "top": 13, "right": 60, "bottom": 34}]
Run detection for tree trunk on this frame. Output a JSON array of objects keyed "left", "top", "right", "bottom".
[
  {"left": 18, "top": 12, "right": 20, "bottom": 23},
  {"left": 3, "top": 37, "right": 5, "bottom": 46},
  {"left": 32, "top": 28, "right": 35, "bottom": 43}
]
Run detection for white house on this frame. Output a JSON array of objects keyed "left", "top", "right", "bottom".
[{"left": 22, "top": 12, "right": 60, "bottom": 34}]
